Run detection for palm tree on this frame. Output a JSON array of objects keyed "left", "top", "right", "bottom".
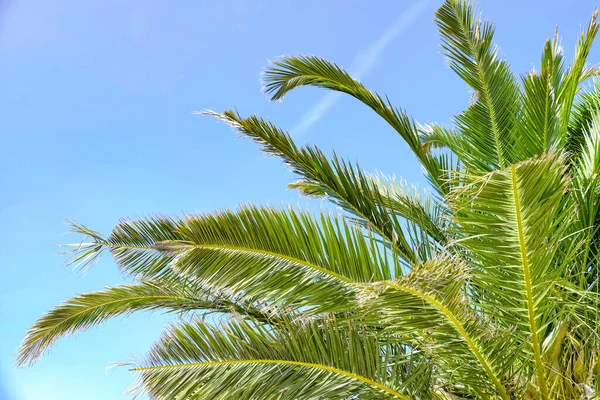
[{"left": 17, "top": 0, "right": 600, "bottom": 398}]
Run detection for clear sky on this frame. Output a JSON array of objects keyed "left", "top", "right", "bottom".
[{"left": 1, "top": 0, "right": 599, "bottom": 399}]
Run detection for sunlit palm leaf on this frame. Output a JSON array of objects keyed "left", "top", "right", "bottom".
[
  {"left": 262, "top": 55, "right": 450, "bottom": 194},
  {"left": 435, "top": 0, "right": 520, "bottom": 170},
  {"left": 64, "top": 206, "right": 400, "bottom": 312},
  {"left": 16, "top": 279, "right": 273, "bottom": 366},
  {"left": 207, "top": 109, "right": 419, "bottom": 265},
  {"left": 131, "top": 317, "right": 425, "bottom": 399},
  {"left": 517, "top": 36, "right": 563, "bottom": 159},
  {"left": 559, "top": 9, "right": 599, "bottom": 135},
  {"left": 450, "top": 154, "right": 572, "bottom": 398},
  {"left": 359, "top": 256, "right": 517, "bottom": 399}
]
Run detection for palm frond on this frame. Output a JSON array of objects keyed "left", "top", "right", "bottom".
[
  {"left": 261, "top": 55, "right": 450, "bottom": 193},
  {"left": 66, "top": 216, "right": 188, "bottom": 278},
  {"left": 576, "top": 112, "right": 600, "bottom": 181},
  {"left": 262, "top": 55, "right": 422, "bottom": 154},
  {"left": 517, "top": 36, "right": 564, "bottom": 159},
  {"left": 171, "top": 206, "right": 384, "bottom": 310},
  {"left": 65, "top": 206, "right": 399, "bottom": 312},
  {"left": 571, "top": 112, "right": 600, "bottom": 291},
  {"left": 359, "top": 256, "right": 516, "bottom": 399},
  {"left": 450, "top": 154, "right": 572, "bottom": 398},
  {"left": 367, "top": 174, "right": 449, "bottom": 246},
  {"left": 419, "top": 123, "right": 459, "bottom": 153},
  {"left": 207, "top": 109, "right": 420, "bottom": 265},
  {"left": 435, "top": 0, "right": 520, "bottom": 170},
  {"left": 559, "top": 8, "right": 599, "bottom": 134},
  {"left": 131, "top": 317, "right": 424, "bottom": 399},
  {"left": 569, "top": 80, "right": 600, "bottom": 161},
  {"left": 291, "top": 172, "right": 448, "bottom": 249},
  {"left": 16, "top": 279, "right": 273, "bottom": 366}
]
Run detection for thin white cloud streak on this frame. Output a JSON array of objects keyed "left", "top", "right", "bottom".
[{"left": 292, "top": 0, "right": 430, "bottom": 135}]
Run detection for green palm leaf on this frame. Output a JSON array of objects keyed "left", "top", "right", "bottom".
[
  {"left": 435, "top": 0, "right": 520, "bottom": 170},
  {"left": 517, "top": 36, "right": 563, "bottom": 159},
  {"left": 66, "top": 217, "right": 187, "bottom": 278},
  {"left": 261, "top": 55, "right": 450, "bottom": 194},
  {"left": 559, "top": 9, "right": 599, "bottom": 135},
  {"left": 131, "top": 317, "right": 423, "bottom": 399},
  {"left": 571, "top": 112, "right": 600, "bottom": 293},
  {"left": 450, "top": 154, "right": 572, "bottom": 398},
  {"left": 65, "top": 206, "right": 399, "bottom": 311},
  {"left": 569, "top": 80, "right": 600, "bottom": 160},
  {"left": 16, "top": 279, "right": 273, "bottom": 366},
  {"left": 359, "top": 256, "right": 517, "bottom": 399}
]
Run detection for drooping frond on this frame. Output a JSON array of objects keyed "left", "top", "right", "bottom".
[
  {"left": 262, "top": 56, "right": 421, "bottom": 154},
  {"left": 261, "top": 55, "right": 450, "bottom": 193},
  {"left": 16, "top": 279, "right": 273, "bottom": 366},
  {"left": 171, "top": 206, "right": 386, "bottom": 310},
  {"left": 450, "top": 154, "right": 572, "bottom": 398},
  {"left": 435, "top": 0, "right": 520, "bottom": 170},
  {"left": 206, "top": 109, "right": 419, "bottom": 265},
  {"left": 131, "top": 317, "right": 424, "bottom": 399},
  {"left": 359, "top": 256, "right": 516, "bottom": 399}
]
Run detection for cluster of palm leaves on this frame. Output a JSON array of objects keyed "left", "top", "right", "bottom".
[{"left": 17, "top": 0, "right": 600, "bottom": 398}]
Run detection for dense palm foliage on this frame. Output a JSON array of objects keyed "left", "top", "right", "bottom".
[{"left": 17, "top": 1, "right": 600, "bottom": 398}]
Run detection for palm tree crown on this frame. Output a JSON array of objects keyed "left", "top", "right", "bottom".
[{"left": 17, "top": 1, "right": 600, "bottom": 398}]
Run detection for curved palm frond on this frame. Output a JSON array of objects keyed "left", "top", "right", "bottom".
[
  {"left": 419, "top": 123, "right": 458, "bottom": 153},
  {"left": 262, "top": 55, "right": 421, "bottom": 155},
  {"left": 571, "top": 112, "right": 600, "bottom": 292},
  {"left": 569, "top": 80, "right": 600, "bottom": 160},
  {"left": 131, "top": 317, "right": 426, "bottom": 400},
  {"left": 170, "top": 206, "right": 384, "bottom": 310},
  {"left": 66, "top": 217, "right": 187, "bottom": 278},
  {"left": 289, "top": 172, "right": 449, "bottom": 251},
  {"left": 559, "top": 9, "right": 599, "bottom": 134},
  {"left": 16, "top": 279, "right": 274, "bottom": 366},
  {"left": 261, "top": 55, "right": 450, "bottom": 194},
  {"left": 206, "top": 109, "right": 419, "bottom": 265},
  {"left": 517, "top": 12, "right": 599, "bottom": 161}
]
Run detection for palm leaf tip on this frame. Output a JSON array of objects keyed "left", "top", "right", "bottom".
[
  {"left": 61, "top": 220, "right": 107, "bottom": 271},
  {"left": 14, "top": 282, "right": 179, "bottom": 367},
  {"left": 261, "top": 55, "right": 351, "bottom": 102}
]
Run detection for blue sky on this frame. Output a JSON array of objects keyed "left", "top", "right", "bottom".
[{"left": 1, "top": 0, "right": 599, "bottom": 398}]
